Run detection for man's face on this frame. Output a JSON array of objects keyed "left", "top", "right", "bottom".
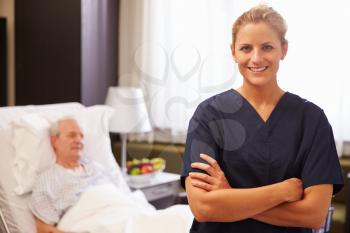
[{"left": 51, "top": 119, "right": 84, "bottom": 163}]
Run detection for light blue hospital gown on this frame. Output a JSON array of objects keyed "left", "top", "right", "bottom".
[{"left": 30, "top": 159, "right": 118, "bottom": 225}]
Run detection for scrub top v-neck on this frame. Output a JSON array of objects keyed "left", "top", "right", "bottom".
[{"left": 181, "top": 89, "right": 344, "bottom": 233}]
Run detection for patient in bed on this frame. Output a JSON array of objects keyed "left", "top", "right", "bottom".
[
  {"left": 29, "top": 117, "right": 120, "bottom": 233},
  {"left": 28, "top": 116, "right": 192, "bottom": 233}
]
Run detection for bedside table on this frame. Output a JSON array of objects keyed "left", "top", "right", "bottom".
[{"left": 128, "top": 172, "right": 180, "bottom": 209}]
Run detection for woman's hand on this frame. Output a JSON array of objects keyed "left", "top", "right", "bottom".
[
  {"left": 280, "top": 177, "right": 303, "bottom": 202},
  {"left": 189, "top": 153, "right": 231, "bottom": 191}
]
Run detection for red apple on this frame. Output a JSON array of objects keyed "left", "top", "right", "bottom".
[{"left": 140, "top": 163, "right": 154, "bottom": 174}]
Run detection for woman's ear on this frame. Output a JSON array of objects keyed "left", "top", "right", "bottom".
[
  {"left": 281, "top": 42, "right": 288, "bottom": 60},
  {"left": 231, "top": 44, "right": 237, "bottom": 63}
]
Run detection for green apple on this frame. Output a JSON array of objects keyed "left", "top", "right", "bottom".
[{"left": 129, "top": 167, "right": 141, "bottom": 175}]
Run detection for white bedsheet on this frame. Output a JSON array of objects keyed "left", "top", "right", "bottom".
[{"left": 57, "top": 184, "right": 193, "bottom": 233}]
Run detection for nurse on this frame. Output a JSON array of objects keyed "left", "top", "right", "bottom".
[{"left": 181, "top": 4, "right": 344, "bottom": 233}]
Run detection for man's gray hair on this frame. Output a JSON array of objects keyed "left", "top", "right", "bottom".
[{"left": 49, "top": 116, "right": 80, "bottom": 136}]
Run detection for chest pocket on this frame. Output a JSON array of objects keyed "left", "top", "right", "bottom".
[{"left": 221, "top": 147, "right": 271, "bottom": 188}]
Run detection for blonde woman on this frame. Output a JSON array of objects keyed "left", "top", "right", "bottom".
[{"left": 181, "top": 4, "right": 343, "bottom": 233}]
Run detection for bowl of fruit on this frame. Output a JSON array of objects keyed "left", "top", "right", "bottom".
[{"left": 126, "top": 157, "right": 166, "bottom": 184}]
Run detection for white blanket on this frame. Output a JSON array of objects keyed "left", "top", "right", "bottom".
[{"left": 57, "top": 184, "right": 193, "bottom": 233}]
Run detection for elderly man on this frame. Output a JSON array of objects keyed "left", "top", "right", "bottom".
[{"left": 30, "top": 117, "right": 119, "bottom": 233}]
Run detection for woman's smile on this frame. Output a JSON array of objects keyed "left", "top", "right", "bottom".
[{"left": 248, "top": 66, "right": 269, "bottom": 73}]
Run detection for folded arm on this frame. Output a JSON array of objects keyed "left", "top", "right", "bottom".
[
  {"left": 252, "top": 184, "right": 333, "bottom": 229},
  {"left": 188, "top": 154, "right": 331, "bottom": 228},
  {"left": 186, "top": 172, "right": 302, "bottom": 222}
]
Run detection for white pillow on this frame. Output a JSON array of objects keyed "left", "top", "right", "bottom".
[
  {"left": 12, "top": 114, "right": 56, "bottom": 195},
  {"left": 74, "top": 105, "right": 117, "bottom": 171},
  {"left": 11, "top": 105, "right": 129, "bottom": 195},
  {"left": 73, "top": 106, "right": 130, "bottom": 194}
]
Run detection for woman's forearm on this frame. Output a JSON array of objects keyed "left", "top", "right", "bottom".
[
  {"left": 186, "top": 177, "right": 302, "bottom": 222},
  {"left": 252, "top": 184, "right": 333, "bottom": 229}
]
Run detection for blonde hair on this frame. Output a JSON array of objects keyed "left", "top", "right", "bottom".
[{"left": 232, "top": 4, "right": 287, "bottom": 50}]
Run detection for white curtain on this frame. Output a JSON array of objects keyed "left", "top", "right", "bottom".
[
  {"left": 272, "top": 1, "right": 350, "bottom": 156},
  {"left": 119, "top": 0, "right": 350, "bottom": 155},
  {"left": 119, "top": 0, "right": 237, "bottom": 143}
]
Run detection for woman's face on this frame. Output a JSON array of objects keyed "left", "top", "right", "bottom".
[{"left": 232, "top": 22, "right": 287, "bottom": 88}]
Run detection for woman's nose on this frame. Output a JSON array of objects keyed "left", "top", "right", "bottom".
[{"left": 251, "top": 49, "right": 263, "bottom": 63}]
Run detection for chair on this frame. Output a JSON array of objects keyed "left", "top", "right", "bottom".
[
  {"left": 312, "top": 206, "right": 334, "bottom": 233},
  {"left": 345, "top": 172, "right": 350, "bottom": 233}
]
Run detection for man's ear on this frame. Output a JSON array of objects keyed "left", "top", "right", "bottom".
[
  {"left": 50, "top": 136, "right": 57, "bottom": 151},
  {"left": 281, "top": 42, "right": 288, "bottom": 60}
]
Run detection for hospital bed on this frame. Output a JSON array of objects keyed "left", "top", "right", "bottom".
[{"left": 0, "top": 103, "right": 193, "bottom": 233}]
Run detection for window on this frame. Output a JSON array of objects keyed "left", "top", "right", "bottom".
[{"left": 119, "top": 0, "right": 350, "bottom": 154}]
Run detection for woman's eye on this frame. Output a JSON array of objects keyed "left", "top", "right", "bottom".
[
  {"left": 262, "top": 45, "right": 273, "bottom": 51},
  {"left": 240, "top": 46, "right": 251, "bottom": 52}
]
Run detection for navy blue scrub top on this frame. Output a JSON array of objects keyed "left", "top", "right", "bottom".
[{"left": 181, "top": 89, "right": 344, "bottom": 233}]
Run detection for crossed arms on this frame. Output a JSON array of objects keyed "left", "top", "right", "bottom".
[{"left": 185, "top": 154, "right": 333, "bottom": 229}]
